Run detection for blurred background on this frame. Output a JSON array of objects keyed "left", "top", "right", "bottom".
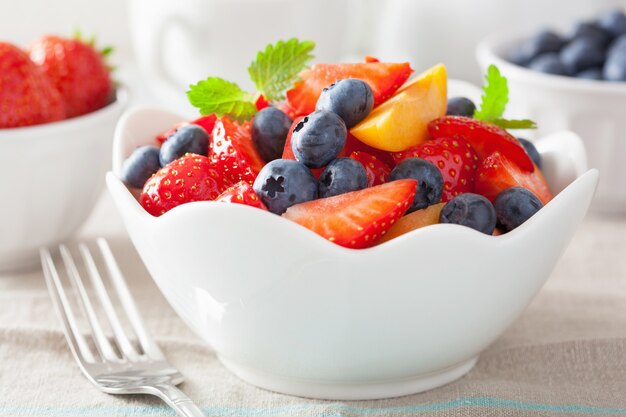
[{"left": 4, "top": 0, "right": 625, "bottom": 115}]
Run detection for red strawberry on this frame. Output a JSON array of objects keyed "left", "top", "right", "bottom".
[
  {"left": 392, "top": 137, "right": 479, "bottom": 201},
  {"left": 255, "top": 94, "right": 270, "bottom": 111},
  {"left": 279, "top": 102, "right": 298, "bottom": 120},
  {"left": 193, "top": 114, "right": 217, "bottom": 134},
  {"left": 286, "top": 61, "right": 413, "bottom": 116},
  {"left": 140, "top": 154, "right": 225, "bottom": 216},
  {"left": 343, "top": 132, "right": 396, "bottom": 168},
  {"left": 155, "top": 115, "right": 217, "bottom": 144},
  {"left": 283, "top": 179, "right": 417, "bottom": 249},
  {"left": 349, "top": 151, "right": 390, "bottom": 187},
  {"left": 215, "top": 180, "right": 267, "bottom": 210},
  {"left": 475, "top": 151, "right": 553, "bottom": 205},
  {"left": 209, "top": 117, "right": 265, "bottom": 186},
  {"left": 0, "top": 42, "right": 65, "bottom": 127},
  {"left": 428, "top": 116, "right": 534, "bottom": 172},
  {"left": 29, "top": 35, "right": 112, "bottom": 118}
]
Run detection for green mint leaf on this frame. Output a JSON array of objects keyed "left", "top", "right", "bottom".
[
  {"left": 492, "top": 118, "right": 537, "bottom": 130},
  {"left": 248, "top": 38, "right": 315, "bottom": 102},
  {"left": 187, "top": 77, "right": 257, "bottom": 123},
  {"left": 474, "top": 64, "right": 508, "bottom": 121}
]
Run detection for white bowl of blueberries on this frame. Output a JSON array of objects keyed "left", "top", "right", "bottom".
[{"left": 477, "top": 8, "right": 626, "bottom": 213}]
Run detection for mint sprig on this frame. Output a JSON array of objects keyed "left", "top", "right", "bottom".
[
  {"left": 249, "top": 38, "right": 315, "bottom": 102},
  {"left": 187, "top": 77, "right": 257, "bottom": 123},
  {"left": 474, "top": 65, "right": 508, "bottom": 121},
  {"left": 187, "top": 38, "right": 315, "bottom": 122},
  {"left": 492, "top": 118, "right": 537, "bottom": 130},
  {"left": 474, "top": 64, "right": 537, "bottom": 130}
]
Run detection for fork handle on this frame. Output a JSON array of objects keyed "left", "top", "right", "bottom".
[{"left": 150, "top": 384, "right": 205, "bottom": 417}]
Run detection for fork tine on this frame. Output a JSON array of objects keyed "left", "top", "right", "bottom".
[
  {"left": 97, "top": 238, "right": 165, "bottom": 361},
  {"left": 59, "top": 245, "right": 120, "bottom": 362},
  {"left": 79, "top": 243, "right": 141, "bottom": 362},
  {"left": 40, "top": 248, "right": 96, "bottom": 364}
]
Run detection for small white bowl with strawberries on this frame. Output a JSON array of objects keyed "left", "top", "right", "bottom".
[
  {"left": 0, "top": 34, "right": 126, "bottom": 272},
  {"left": 108, "top": 39, "right": 597, "bottom": 399}
]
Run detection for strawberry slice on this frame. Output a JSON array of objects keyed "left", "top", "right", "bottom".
[
  {"left": 475, "top": 151, "right": 553, "bottom": 205},
  {"left": 209, "top": 117, "right": 265, "bottom": 186},
  {"left": 156, "top": 114, "right": 217, "bottom": 144},
  {"left": 283, "top": 179, "right": 417, "bottom": 249},
  {"left": 286, "top": 61, "right": 413, "bottom": 116},
  {"left": 279, "top": 102, "right": 298, "bottom": 120},
  {"left": 343, "top": 133, "right": 396, "bottom": 168},
  {"left": 140, "top": 154, "right": 225, "bottom": 216},
  {"left": 215, "top": 180, "right": 267, "bottom": 210},
  {"left": 255, "top": 94, "right": 270, "bottom": 111},
  {"left": 193, "top": 114, "right": 218, "bottom": 134},
  {"left": 428, "top": 116, "right": 534, "bottom": 172},
  {"left": 392, "top": 137, "right": 479, "bottom": 201},
  {"left": 349, "top": 151, "right": 390, "bottom": 187}
]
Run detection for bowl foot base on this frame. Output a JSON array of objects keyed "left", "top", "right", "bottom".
[{"left": 219, "top": 356, "right": 478, "bottom": 400}]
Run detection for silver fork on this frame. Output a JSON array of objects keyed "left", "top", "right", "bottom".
[{"left": 41, "top": 238, "right": 204, "bottom": 417}]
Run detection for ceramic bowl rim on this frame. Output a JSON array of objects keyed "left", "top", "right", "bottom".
[
  {"left": 477, "top": 30, "right": 626, "bottom": 95},
  {"left": 0, "top": 86, "right": 129, "bottom": 141}
]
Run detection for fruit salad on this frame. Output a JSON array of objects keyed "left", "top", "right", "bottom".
[
  {"left": 0, "top": 33, "right": 113, "bottom": 128},
  {"left": 121, "top": 39, "right": 554, "bottom": 249},
  {"left": 508, "top": 8, "right": 626, "bottom": 82}
]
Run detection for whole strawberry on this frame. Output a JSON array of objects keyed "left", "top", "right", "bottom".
[
  {"left": 29, "top": 35, "right": 112, "bottom": 118},
  {"left": 140, "top": 154, "right": 226, "bottom": 216},
  {"left": 393, "top": 136, "right": 479, "bottom": 202},
  {"left": 0, "top": 42, "right": 65, "bottom": 128}
]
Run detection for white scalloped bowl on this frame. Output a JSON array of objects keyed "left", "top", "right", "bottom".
[
  {"left": 0, "top": 88, "right": 128, "bottom": 273},
  {"left": 106, "top": 81, "right": 598, "bottom": 400}
]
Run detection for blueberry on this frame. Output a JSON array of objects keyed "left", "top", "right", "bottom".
[
  {"left": 446, "top": 97, "right": 476, "bottom": 117},
  {"left": 389, "top": 158, "right": 443, "bottom": 213},
  {"left": 291, "top": 110, "right": 347, "bottom": 168},
  {"left": 159, "top": 124, "right": 209, "bottom": 166},
  {"left": 495, "top": 186, "right": 543, "bottom": 232},
  {"left": 529, "top": 53, "right": 569, "bottom": 76},
  {"left": 608, "top": 34, "right": 626, "bottom": 55},
  {"left": 121, "top": 146, "right": 161, "bottom": 189},
  {"left": 439, "top": 193, "right": 496, "bottom": 235},
  {"left": 509, "top": 47, "right": 531, "bottom": 67},
  {"left": 567, "top": 22, "right": 612, "bottom": 46},
  {"left": 575, "top": 67, "right": 604, "bottom": 80},
  {"left": 517, "top": 138, "right": 542, "bottom": 169},
  {"left": 560, "top": 37, "right": 606, "bottom": 74},
  {"left": 597, "top": 9, "right": 626, "bottom": 38},
  {"left": 516, "top": 30, "right": 564, "bottom": 63},
  {"left": 315, "top": 79, "right": 374, "bottom": 128},
  {"left": 603, "top": 49, "right": 626, "bottom": 81},
  {"left": 252, "top": 107, "right": 292, "bottom": 162},
  {"left": 253, "top": 159, "right": 317, "bottom": 214},
  {"left": 318, "top": 158, "right": 368, "bottom": 198}
]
